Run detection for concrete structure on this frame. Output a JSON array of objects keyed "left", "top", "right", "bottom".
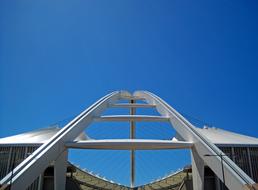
[{"left": 0, "top": 91, "right": 257, "bottom": 190}]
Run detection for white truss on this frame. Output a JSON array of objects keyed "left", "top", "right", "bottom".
[{"left": 0, "top": 90, "right": 257, "bottom": 190}]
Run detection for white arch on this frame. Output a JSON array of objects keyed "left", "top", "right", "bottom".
[
  {"left": 0, "top": 90, "right": 257, "bottom": 190},
  {"left": 134, "top": 91, "right": 257, "bottom": 190}
]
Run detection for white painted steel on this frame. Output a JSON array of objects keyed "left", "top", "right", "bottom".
[
  {"left": 1, "top": 90, "right": 257, "bottom": 190},
  {"left": 0, "top": 91, "right": 130, "bottom": 190},
  {"left": 134, "top": 91, "right": 257, "bottom": 190},
  {"left": 54, "top": 150, "right": 67, "bottom": 190},
  {"left": 111, "top": 103, "right": 156, "bottom": 108},
  {"left": 94, "top": 115, "right": 170, "bottom": 122},
  {"left": 191, "top": 147, "right": 204, "bottom": 190},
  {"left": 65, "top": 139, "right": 193, "bottom": 150}
]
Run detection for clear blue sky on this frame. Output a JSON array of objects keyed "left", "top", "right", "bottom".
[{"left": 0, "top": 0, "right": 258, "bottom": 186}]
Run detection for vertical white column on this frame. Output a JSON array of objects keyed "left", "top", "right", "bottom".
[
  {"left": 191, "top": 147, "right": 204, "bottom": 190},
  {"left": 6, "top": 147, "right": 13, "bottom": 173},
  {"left": 54, "top": 150, "right": 68, "bottom": 190},
  {"left": 37, "top": 173, "right": 43, "bottom": 190},
  {"left": 247, "top": 147, "right": 253, "bottom": 179}
]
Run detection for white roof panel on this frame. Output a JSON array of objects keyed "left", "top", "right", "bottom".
[
  {"left": 196, "top": 127, "right": 258, "bottom": 146},
  {"left": 0, "top": 126, "right": 88, "bottom": 145}
]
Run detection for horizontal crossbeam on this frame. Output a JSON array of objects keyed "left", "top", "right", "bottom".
[
  {"left": 94, "top": 115, "right": 170, "bottom": 122},
  {"left": 110, "top": 103, "right": 155, "bottom": 108},
  {"left": 65, "top": 139, "right": 193, "bottom": 150},
  {"left": 121, "top": 96, "right": 145, "bottom": 101}
]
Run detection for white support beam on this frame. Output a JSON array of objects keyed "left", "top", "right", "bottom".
[
  {"left": 94, "top": 115, "right": 169, "bottom": 122},
  {"left": 65, "top": 139, "right": 193, "bottom": 150},
  {"left": 54, "top": 150, "right": 68, "bottom": 190},
  {"left": 110, "top": 103, "right": 155, "bottom": 108},
  {"left": 134, "top": 91, "right": 258, "bottom": 190},
  {"left": 37, "top": 173, "right": 43, "bottom": 190},
  {"left": 191, "top": 147, "right": 204, "bottom": 190},
  {"left": 2, "top": 90, "right": 257, "bottom": 190},
  {"left": 0, "top": 91, "right": 129, "bottom": 190}
]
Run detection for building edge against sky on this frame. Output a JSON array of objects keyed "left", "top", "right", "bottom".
[{"left": 0, "top": 91, "right": 257, "bottom": 190}]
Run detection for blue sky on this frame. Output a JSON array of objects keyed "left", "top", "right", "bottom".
[{"left": 1, "top": 0, "right": 258, "bottom": 186}]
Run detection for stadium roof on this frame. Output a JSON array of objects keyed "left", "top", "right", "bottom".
[
  {"left": 196, "top": 127, "right": 258, "bottom": 146},
  {"left": 0, "top": 126, "right": 88, "bottom": 145}
]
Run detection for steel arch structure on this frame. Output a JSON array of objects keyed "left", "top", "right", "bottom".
[{"left": 0, "top": 90, "right": 257, "bottom": 190}]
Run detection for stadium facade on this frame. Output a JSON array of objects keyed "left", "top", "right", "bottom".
[{"left": 0, "top": 91, "right": 257, "bottom": 190}]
